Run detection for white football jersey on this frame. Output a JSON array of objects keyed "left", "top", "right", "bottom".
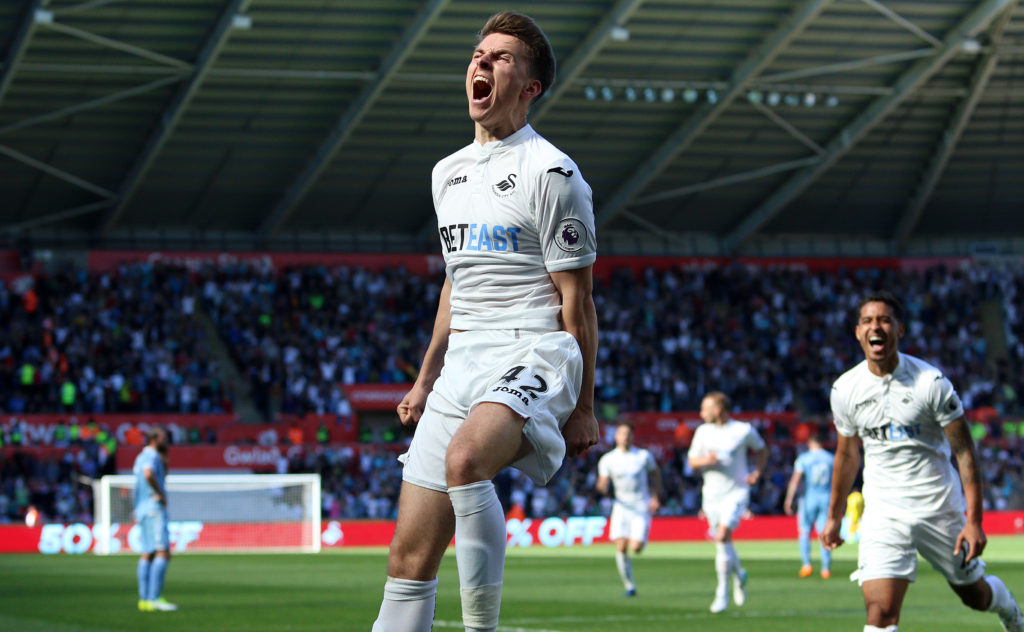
[
  {"left": 598, "top": 446, "right": 657, "bottom": 513},
  {"left": 830, "top": 352, "right": 965, "bottom": 516},
  {"left": 431, "top": 124, "right": 596, "bottom": 332},
  {"left": 689, "top": 420, "right": 765, "bottom": 499}
]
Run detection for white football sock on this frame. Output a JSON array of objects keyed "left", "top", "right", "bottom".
[
  {"left": 715, "top": 543, "right": 730, "bottom": 600},
  {"left": 371, "top": 576, "right": 438, "bottom": 632},
  {"left": 725, "top": 541, "right": 741, "bottom": 574},
  {"left": 986, "top": 575, "right": 1018, "bottom": 617},
  {"left": 449, "top": 481, "right": 505, "bottom": 632},
  {"left": 863, "top": 626, "right": 897, "bottom": 631},
  {"left": 616, "top": 551, "right": 635, "bottom": 590}
]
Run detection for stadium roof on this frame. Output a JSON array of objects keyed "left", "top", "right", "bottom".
[{"left": 1, "top": 0, "right": 1022, "bottom": 256}]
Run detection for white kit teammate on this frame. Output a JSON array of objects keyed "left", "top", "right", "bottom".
[
  {"left": 687, "top": 391, "right": 767, "bottom": 614},
  {"left": 371, "top": 11, "right": 599, "bottom": 632},
  {"left": 596, "top": 422, "right": 662, "bottom": 597},
  {"left": 822, "top": 292, "right": 1024, "bottom": 632}
]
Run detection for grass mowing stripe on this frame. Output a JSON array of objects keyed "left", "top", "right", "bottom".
[
  {"left": 0, "top": 536, "right": 1022, "bottom": 631},
  {"left": 0, "top": 614, "right": 123, "bottom": 632}
]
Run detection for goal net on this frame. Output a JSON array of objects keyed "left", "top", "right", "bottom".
[{"left": 93, "top": 474, "right": 321, "bottom": 554}]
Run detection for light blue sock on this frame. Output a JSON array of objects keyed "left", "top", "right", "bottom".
[
  {"left": 137, "top": 558, "right": 151, "bottom": 601},
  {"left": 820, "top": 541, "right": 832, "bottom": 571},
  {"left": 799, "top": 532, "right": 811, "bottom": 566},
  {"left": 148, "top": 556, "right": 169, "bottom": 601}
]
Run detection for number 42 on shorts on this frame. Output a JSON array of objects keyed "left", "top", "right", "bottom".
[{"left": 491, "top": 365, "right": 548, "bottom": 407}]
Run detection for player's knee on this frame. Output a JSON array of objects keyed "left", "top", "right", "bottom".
[
  {"left": 865, "top": 600, "right": 900, "bottom": 625},
  {"left": 445, "top": 445, "right": 489, "bottom": 486},
  {"left": 386, "top": 547, "right": 439, "bottom": 581}
]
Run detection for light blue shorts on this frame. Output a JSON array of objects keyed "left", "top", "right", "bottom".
[
  {"left": 138, "top": 508, "right": 170, "bottom": 553},
  {"left": 798, "top": 497, "right": 829, "bottom": 534}
]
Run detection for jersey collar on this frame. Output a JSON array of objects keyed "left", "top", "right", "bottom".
[{"left": 474, "top": 124, "right": 534, "bottom": 156}]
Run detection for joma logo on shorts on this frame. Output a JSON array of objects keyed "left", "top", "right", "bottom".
[{"left": 492, "top": 385, "right": 530, "bottom": 407}]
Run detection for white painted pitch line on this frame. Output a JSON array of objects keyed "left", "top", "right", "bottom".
[
  {"left": 434, "top": 621, "right": 563, "bottom": 632},
  {"left": 504, "top": 607, "right": 864, "bottom": 625},
  {"left": 434, "top": 607, "right": 862, "bottom": 631}
]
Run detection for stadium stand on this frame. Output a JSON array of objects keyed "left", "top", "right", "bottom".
[{"left": 1, "top": 257, "right": 1023, "bottom": 524}]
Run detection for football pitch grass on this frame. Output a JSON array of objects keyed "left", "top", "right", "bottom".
[{"left": 2, "top": 537, "right": 1024, "bottom": 631}]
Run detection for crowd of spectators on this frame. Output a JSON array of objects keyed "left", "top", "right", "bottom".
[
  {"left": 1, "top": 258, "right": 1020, "bottom": 421},
  {"left": 0, "top": 263, "right": 232, "bottom": 416},
  {"left": 593, "top": 261, "right": 1011, "bottom": 418},
  {"left": 196, "top": 262, "right": 429, "bottom": 419},
  {"left": 1, "top": 257, "right": 1024, "bottom": 525}
]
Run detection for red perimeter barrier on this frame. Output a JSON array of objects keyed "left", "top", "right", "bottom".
[{"left": 4, "top": 513, "right": 1023, "bottom": 554}]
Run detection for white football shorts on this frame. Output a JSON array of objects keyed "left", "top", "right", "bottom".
[
  {"left": 855, "top": 507, "right": 986, "bottom": 586},
  {"left": 608, "top": 503, "right": 652, "bottom": 543},
  {"left": 400, "top": 329, "right": 583, "bottom": 491},
  {"left": 702, "top": 490, "right": 748, "bottom": 532}
]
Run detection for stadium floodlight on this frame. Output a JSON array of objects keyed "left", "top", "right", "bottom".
[
  {"left": 747, "top": 90, "right": 763, "bottom": 104},
  {"left": 643, "top": 87, "right": 656, "bottom": 102},
  {"left": 93, "top": 474, "right": 322, "bottom": 554},
  {"left": 767, "top": 91, "right": 781, "bottom": 106},
  {"left": 660, "top": 87, "right": 675, "bottom": 102},
  {"left": 682, "top": 88, "right": 699, "bottom": 103},
  {"left": 600, "top": 86, "right": 614, "bottom": 101},
  {"left": 803, "top": 92, "right": 817, "bottom": 107},
  {"left": 961, "top": 38, "right": 981, "bottom": 54},
  {"left": 584, "top": 86, "right": 597, "bottom": 100},
  {"left": 706, "top": 89, "right": 718, "bottom": 104},
  {"left": 784, "top": 93, "right": 800, "bottom": 106},
  {"left": 609, "top": 25, "right": 630, "bottom": 42},
  {"left": 825, "top": 94, "right": 840, "bottom": 107},
  {"left": 624, "top": 86, "right": 637, "bottom": 102}
]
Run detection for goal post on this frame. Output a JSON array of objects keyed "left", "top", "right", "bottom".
[{"left": 93, "top": 474, "right": 321, "bottom": 555}]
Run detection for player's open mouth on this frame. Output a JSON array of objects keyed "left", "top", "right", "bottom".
[
  {"left": 868, "top": 335, "right": 886, "bottom": 353},
  {"left": 472, "top": 75, "right": 492, "bottom": 102}
]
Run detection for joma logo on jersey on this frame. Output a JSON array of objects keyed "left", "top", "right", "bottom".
[
  {"left": 862, "top": 423, "right": 922, "bottom": 441},
  {"left": 854, "top": 398, "right": 877, "bottom": 412},
  {"left": 439, "top": 223, "right": 521, "bottom": 254},
  {"left": 492, "top": 173, "right": 518, "bottom": 197},
  {"left": 446, "top": 175, "right": 467, "bottom": 188}
]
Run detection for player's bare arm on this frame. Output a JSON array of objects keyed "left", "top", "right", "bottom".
[
  {"left": 784, "top": 470, "right": 804, "bottom": 516},
  {"left": 945, "top": 417, "right": 987, "bottom": 562},
  {"left": 144, "top": 467, "right": 164, "bottom": 505},
  {"left": 687, "top": 451, "right": 718, "bottom": 470},
  {"left": 821, "top": 433, "right": 860, "bottom": 550},
  {"left": 550, "top": 265, "right": 598, "bottom": 457},
  {"left": 397, "top": 278, "right": 453, "bottom": 426},
  {"left": 747, "top": 446, "right": 768, "bottom": 486},
  {"left": 649, "top": 466, "right": 662, "bottom": 513},
  {"left": 596, "top": 474, "right": 610, "bottom": 495}
]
